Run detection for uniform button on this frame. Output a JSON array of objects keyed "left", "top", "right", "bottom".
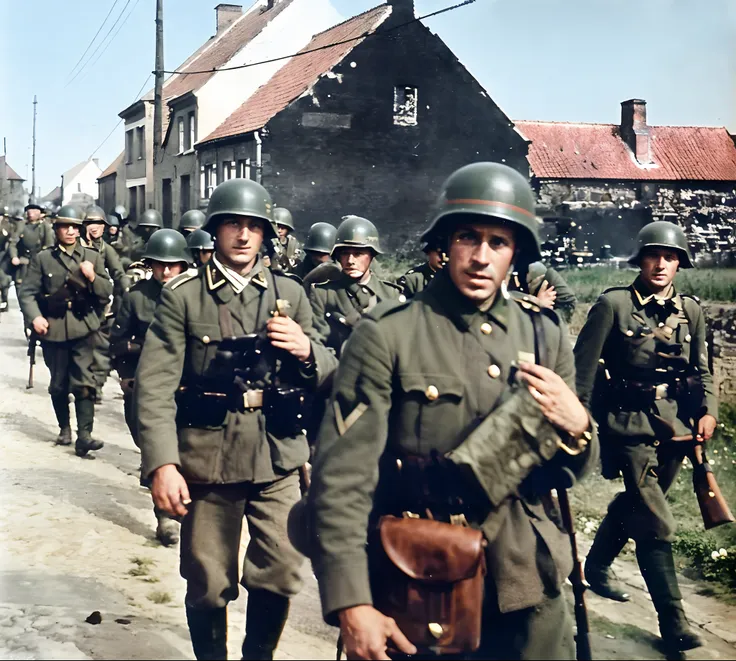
[
  {"left": 653, "top": 440, "right": 660, "bottom": 447},
  {"left": 362, "top": 287, "right": 369, "bottom": 294},
  {"left": 685, "top": 334, "right": 692, "bottom": 342},
  {"left": 480, "top": 323, "right": 492, "bottom": 335},
  {"left": 658, "top": 322, "right": 665, "bottom": 328},
  {"left": 425, "top": 385, "right": 439, "bottom": 401},
  {"left": 626, "top": 330, "right": 634, "bottom": 337},
  {"left": 202, "top": 335, "right": 210, "bottom": 344},
  {"left": 398, "top": 295, "right": 406, "bottom": 303},
  {"left": 488, "top": 365, "right": 501, "bottom": 379}
]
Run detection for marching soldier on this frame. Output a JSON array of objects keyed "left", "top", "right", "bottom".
[
  {"left": 123, "top": 209, "right": 164, "bottom": 268},
  {"left": 293, "top": 222, "right": 336, "bottom": 281},
  {"left": 397, "top": 238, "right": 446, "bottom": 298},
  {"left": 308, "top": 215, "right": 403, "bottom": 356},
  {"left": 299, "top": 163, "right": 597, "bottom": 660},
  {"left": 110, "top": 228, "right": 192, "bottom": 546},
  {"left": 82, "top": 205, "right": 131, "bottom": 400},
  {"left": 0, "top": 208, "right": 16, "bottom": 312},
  {"left": 273, "top": 207, "right": 302, "bottom": 271},
  {"left": 508, "top": 259, "right": 577, "bottom": 324},
  {"left": 186, "top": 228, "right": 215, "bottom": 267},
  {"left": 179, "top": 209, "right": 206, "bottom": 237},
  {"left": 575, "top": 221, "right": 717, "bottom": 653},
  {"left": 106, "top": 213, "right": 121, "bottom": 245},
  {"left": 134, "top": 179, "right": 337, "bottom": 660},
  {"left": 18, "top": 205, "right": 113, "bottom": 456},
  {"left": 10, "top": 203, "right": 55, "bottom": 287}
]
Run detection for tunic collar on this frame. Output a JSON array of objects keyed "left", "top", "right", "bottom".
[
  {"left": 209, "top": 255, "right": 268, "bottom": 294},
  {"left": 431, "top": 269, "right": 510, "bottom": 332}
]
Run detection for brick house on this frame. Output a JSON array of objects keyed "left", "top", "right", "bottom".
[
  {"left": 196, "top": 0, "right": 529, "bottom": 250},
  {"left": 516, "top": 99, "right": 736, "bottom": 261}
]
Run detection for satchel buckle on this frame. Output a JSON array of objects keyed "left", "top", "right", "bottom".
[
  {"left": 450, "top": 513, "right": 469, "bottom": 528},
  {"left": 243, "top": 389, "right": 264, "bottom": 409},
  {"left": 402, "top": 511, "right": 420, "bottom": 519},
  {"left": 654, "top": 383, "right": 669, "bottom": 400}
]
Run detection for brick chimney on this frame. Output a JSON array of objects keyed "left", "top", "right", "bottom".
[
  {"left": 388, "top": 0, "right": 415, "bottom": 21},
  {"left": 620, "top": 99, "right": 652, "bottom": 165},
  {"left": 215, "top": 3, "right": 242, "bottom": 33}
]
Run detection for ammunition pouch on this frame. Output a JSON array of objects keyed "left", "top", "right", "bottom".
[
  {"left": 263, "top": 386, "right": 309, "bottom": 438},
  {"left": 609, "top": 372, "right": 704, "bottom": 415},
  {"left": 110, "top": 340, "right": 142, "bottom": 359},
  {"left": 41, "top": 271, "right": 92, "bottom": 319}
]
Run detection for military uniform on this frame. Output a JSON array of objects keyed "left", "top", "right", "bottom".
[
  {"left": 574, "top": 221, "right": 715, "bottom": 652},
  {"left": 398, "top": 261, "right": 439, "bottom": 298},
  {"left": 135, "top": 179, "right": 338, "bottom": 660},
  {"left": 293, "top": 222, "right": 337, "bottom": 283},
  {"left": 0, "top": 214, "right": 16, "bottom": 311},
  {"left": 303, "top": 163, "right": 598, "bottom": 661},
  {"left": 18, "top": 206, "right": 113, "bottom": 456},
  {"left": 509, "top": 261, "right": 577, "bottom": 324},
  {"left": 10, "top": 217, "right": 55, "bottom": 286}
]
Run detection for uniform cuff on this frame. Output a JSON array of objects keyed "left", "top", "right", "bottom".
[
  {"left": 315, "top": 553, "right": 373, "bottom": 626},
  {"left": 141, "top": 435, "right": 181, "bottom": 479}
]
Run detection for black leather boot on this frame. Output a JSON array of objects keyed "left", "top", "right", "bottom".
[
  {"left": 74, "top": 395, "right": 104, "bottom": 457},
  {"left": 51, "top": 394, "right": 72, "bottom": 445},
  {"left": 241, "top": 589, "right": 290, "bottom": 660},
  {"left": 636, "top": 540, "right": 703, "bottom": 652},
  {"left": 584, "top": 514, "right": 630, "bottom": 602},
  {"left": 186, "top": 607, "right": 228, "bottom": 660}
]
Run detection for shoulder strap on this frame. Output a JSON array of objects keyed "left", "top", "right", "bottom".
[{"left": 530, "top": 311, "right": 549, "bottom": 368}]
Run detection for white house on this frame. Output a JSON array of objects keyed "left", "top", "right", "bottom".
[{"left": 62, "top": 159, "right": 102, "bottom": 207}]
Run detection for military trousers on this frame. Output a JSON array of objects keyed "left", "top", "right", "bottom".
[
  {"left": 0, "top": 268, "right": 10, "bottom": 302},
  {"left": 180, "top": 473, "right": 305, "bottom": 611},
  {"left": 91, "top": 318, "right": 113, "bottom": 392},
  {"left": 41, "top": 334, "right": 97, "bottom": 398},
  {"left": 601, "top": 437, "right": 686, "bottom": 543}
]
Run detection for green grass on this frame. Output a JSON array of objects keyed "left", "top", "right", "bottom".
[
  {"left": 128, "top": 556, "right": 155, "bottom": 577},
  {"left": 147, "top": 590, "right": 172, "bottom": 604}
]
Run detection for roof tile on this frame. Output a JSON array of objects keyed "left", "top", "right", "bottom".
[{"left": 0, "top": 156, "right": 24, "bottom": 181}]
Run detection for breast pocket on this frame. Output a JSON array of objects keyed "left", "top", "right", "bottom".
[
  {"left": 619, "top": 323, "right": 655, "bottom": 366},
  {"left": 185, "top": 322, "right": 222, "bottom": 377},
  {"left": 395, "top": 373, "right": 465, "bottom": 453}
]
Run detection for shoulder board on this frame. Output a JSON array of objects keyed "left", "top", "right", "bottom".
[
  {"left": 681, "top": 293, "right": 701, "bottom": 305},
  {"left": 509, "top": 291, "right": 561, "bottom": 325},
  {"left": 382, "top": 280, "right": 403, "bottom": 292},
  {"left": 274, "top": 271, "right": 303, "bottom": 285},
  {"left": 602, "top": 285, "right": 630, "bottom": 295},
  {"left": 39, "top": 246, "right": 53, "bottom": 253},
  {"left": 167, "top": 270, "right": 199, "bottom": 291},
  {"left": 404, "top": 268, "right": 417, "bottom": 276},
  {"left": 364, "top": 297, "right": 412, "bottom": 322}
]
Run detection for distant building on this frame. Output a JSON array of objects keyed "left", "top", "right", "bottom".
[
  {"left": 0, "top": 156, "right": 28, "bottom": 211},
  {"left": 59, "top": 159, "right": 102, "bottom": 210},
  {"left": 97, "top": 152, "right": 125, "bottom": 214}
]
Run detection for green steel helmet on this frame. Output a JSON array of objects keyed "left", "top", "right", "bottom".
[
  {"left": 142, "top": 229, "right": 192, "bottom": 264},
  {"left": 84, "top": 205, "right": 108, "bottom": 223},
  {"left": 203, "top": 178, "right": 275, "bottom": 240},
  {"left": 629, "top": 221, "right": 694, "bottom": 269},
  {"left": 186, "top": 228, "right": 215, "bottom": 251},
  {"left": 179, "top": 209, "right": 206, "bottom": 232},
  {"left": 138, "top": 209, "right": 164, "bottom": 228},
  {"left": 332, "top": 215, "right": 382, "bottom": 256},
  {"left": 304, "top": 222, "right": 337, "bottom": 254},
  {"left": 54, "top": 205, "right": 84, "bottom": 226},
  {"left": 422, "top": 162, "right": 541, "bottom": 262},
  {"left": 106, "top": 214, "right": 120, "bottom": 228},
  {"left": 273, "top": 207, "right": 295, "bottom": 231}
]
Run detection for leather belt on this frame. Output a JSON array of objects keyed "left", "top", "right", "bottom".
[{"left": 176, "top": 386, "right": 264, "bottom": 409}]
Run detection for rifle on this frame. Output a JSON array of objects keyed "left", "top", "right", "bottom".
[
  {"left": 27, "top": 331, "right": 38, "bottom": 389},
  {"left": 557, "top": 486, "right": 592, "bottom": 661},
  {"left": 690, "top": 443, "right": 735, "bottom": 530}
]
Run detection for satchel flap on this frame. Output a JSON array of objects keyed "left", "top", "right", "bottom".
[{"left": 378, "top": 516, "right": 484, "bottom": 583}]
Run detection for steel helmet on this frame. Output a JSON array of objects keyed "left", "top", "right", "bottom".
[
  {"left": 203, "top": 179, "right": 275, "bottom": 240},
  {"left": 332, "top": 215, "right": 382, "bottom": 256},
  {"left": 142, "top": 229, "right": 192, "bottom": 264},
  {"left": 273, "top": 207, "right": 295, "bottom": 231},
  {"left": 138, "top": 209, "right": 164, "bottom": 229},
  {"left": 106, "top": 214, "right": 120, "bottom": 228},
  {"left": 179, "top": 209, "right": 206, "bottom": 232},
  {"left": 421, "top": 162, "right": 541, "bottom": 262},
  {"left": 186, "top": 228, "right": 215, "bottom": 251},
  {"left": 54, "top": 205, "right": 84, "bottom": 226},
  {"left": 303, "top": 222, "right": 337, "bottom": 254},
  {"left": 84, "top": 205, "right": 108, "bottom": 223},
  {"left": 628, "top": 221, "right": 694, "bottom": 269}
]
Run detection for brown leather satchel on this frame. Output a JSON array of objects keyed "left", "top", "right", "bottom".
[{"left": 370, "top": 515, "right": 487, "bottom": 655}]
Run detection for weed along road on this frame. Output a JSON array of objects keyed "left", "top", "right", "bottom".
[{"left": 1, "top": 285, "right": 736, "bottom": 661}]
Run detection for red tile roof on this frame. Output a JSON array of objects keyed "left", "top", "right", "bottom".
[
  {"left": 98, "top": 151, "right": 124, "bottom": 179},
  {"left": 516, "top": 121, "right": 736, "bottom": 181},
  {"left": 0, "top": 156, "right": 24, "bottom": 181},
  {"left": 201, "top": 4, "right": 392, "bottom": 143}
]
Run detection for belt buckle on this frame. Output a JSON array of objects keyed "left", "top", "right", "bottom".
[
  {"left": 243, "top": 390, "right": 263, "bottom": 409},
  {"left": 654, "top": 383, "right": 668, "bottom": 400}
]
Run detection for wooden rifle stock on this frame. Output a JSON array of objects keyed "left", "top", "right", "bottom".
[
  {"left": 26, "top": 332, "right": 38, "bottom": 389},
  {"left": 690, "top": 443, "right": 735, "bottom": 530}
]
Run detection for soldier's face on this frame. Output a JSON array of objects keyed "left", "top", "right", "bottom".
[
  {"left": 427, "top": 249, "right": 444, "bottom": 270},
  {"left": 150, "top": 260, "right": 186, "bottom": 284},
  {"left": 639, "top": 248, "right": 680, "bottom": 293},
  {"left": 448, "top": 222, "right": 516, "bottom": 304},
  {"left": 55, "top": 223, "right": 79, "bottom": 246},
  {"left": 199, "top": 249, "right": 214, "bottom": 265},
  {"left": 215, "top": 215, "right": 265, "bottom": 272},
  {"left": 86, "top": 222, "right": 105, "bottom": 239},
  {"left": 27, "top": 209, "right": 41, "bottom": 222},
  {"left": 109, "top": 226, "right": 119, "bottom": 236},
  {"left": 336, "top": 248, "right": 373, "bottom": 280},
  {"left": 277, "top": 225, "right": 289, "bottom": 239}
]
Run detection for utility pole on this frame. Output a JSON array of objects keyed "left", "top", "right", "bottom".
[
  {"left": 31, "top": 95, "right": 37, "bottom": 204},
  {"left": 152, "top": 0, "right": 164, "bottom": 211}
]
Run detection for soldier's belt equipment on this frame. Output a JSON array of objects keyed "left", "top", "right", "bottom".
[
  {"left": 110, "top": 340, "right": 143, "bottom": 358},
  {"left": 41, "top": 270, "right": 92, "bottom": 318}
]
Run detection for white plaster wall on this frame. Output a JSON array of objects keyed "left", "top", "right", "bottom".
[
  {"left": 63, "top": 161, "right": 102, "bottom": 204},
  {"left": 196, "top": 0, "right": 344, "bottom": 142}
]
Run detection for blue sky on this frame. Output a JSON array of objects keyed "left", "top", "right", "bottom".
[{"left": 1, "top": 0, "right": 734, "bottom": 196}]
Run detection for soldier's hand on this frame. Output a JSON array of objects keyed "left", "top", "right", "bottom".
[
  {"left": 338, "top": 605, "right": 416, "bottom": 660},
  {"left": 32, "top": 316, "right": 49, "bottom": 336},
  {"left": 151, "top": 464, "right": 191, "bottom": 517},
  {"left": 79, "top": 260, "right": 96, "bottom": 283},
  {"left": 518, "top": 362, "right": 589, "bottom": 438},
  {"left": 535, "top": 280, "right": 557, "bottom": 310},
  {"left": 696, "top": 414, "right": 717, "bottom": 442},
  {"left": 266, "top": 316, "right": 312, "bottom": 361},
  {"left": 11, "top": 257, "right": 20, "bottom": 266}
]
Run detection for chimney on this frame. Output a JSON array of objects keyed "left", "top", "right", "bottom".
[
  {"left": 620, "top": 99, "right": 652, "bottom": 165},
  {"left": 215, "top": 3, "right": 242, "bottom": 33},
  {"left": 388, "top": 0, "right": 415, "bottom": 21}
]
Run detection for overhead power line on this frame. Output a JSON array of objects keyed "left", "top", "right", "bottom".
[
  {"left": 66, "top": 0, "right": 121, "bottom": 83},
  {"left": 157, "top": 0, "right": 477, "bottom": 76}
]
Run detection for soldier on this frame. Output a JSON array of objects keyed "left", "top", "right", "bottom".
[
  {"left": 293, "top": 222, "right": 336, "bottom": 281},
  {"left": 299, "top": 163, "right": 597, "bottom": 660},
  {"left": 0, "top": 208, "right": 16, "bottom": 312},
  {"left": 124, "top": 209, "right": 164, "bottom": 267},
  {"left": 134, "top": 178, "right": 337, "bottom": 660},
  {"left": 397, "top": 238, "right": 446, "bottom": 298},
  {"left": 110, "top": 229, "right": 192, "bottom": 546},
  {"left": 10, "top": 203, "right": 55, "bottom": 287},
  {"left": 179, "top": 209, "right": 206, "bottom": 237},
  {"left": 272, "top": 207, "right": 302, "bottom": 271},
  {"left": 106, "top": 213, "right": 120, "bottom": 244},
  {"left": 18, "top": 205, "right": 113, "bottom": 456},
  {"left": 508, "top": 259, "right": 577, "bottom": 324},
  {"left": 186, "top": 228, "right": 215, "bottom": 267},
  {"left": 82, "top": 205, "right": 132, "bottom": 400},
  {"left": 308, "top": 215, "right": 403, "bottom": 356},
  {"left": 574, "top": 221, "right": 717, "bottom": 653}
]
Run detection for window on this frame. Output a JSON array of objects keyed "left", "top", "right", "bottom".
[
  {"left": 178, "top": 117, "right": 185, "bottom": 154},
  {"left": 237, "top": 159, "right": 251, "bottom": 180},
  {"left": 222, "top": 161, "right": 235, "bottom": 181},
  {"left": 393, "top": 86, "right": 418, "bottom": 126},
  {"left": 187, "top": 111, "right": 196, "bottom": 150},
  {"left": 180, "top": 175, "right": 191, "bottom": 216},
  {"left": 128, "top": 187, "right": 137, "bottom": 221},
  {"left": 203, "top": 163, "right": 217, "bottom": 198},
  {"left": 136, "top": 126, "right": 145, "bottom": 160},
  {"left": 138, "top": 186, "right": 146, "bottom": 215},
  {"left": 125, "top": 130, "right": 134, "bottom": 163}
]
